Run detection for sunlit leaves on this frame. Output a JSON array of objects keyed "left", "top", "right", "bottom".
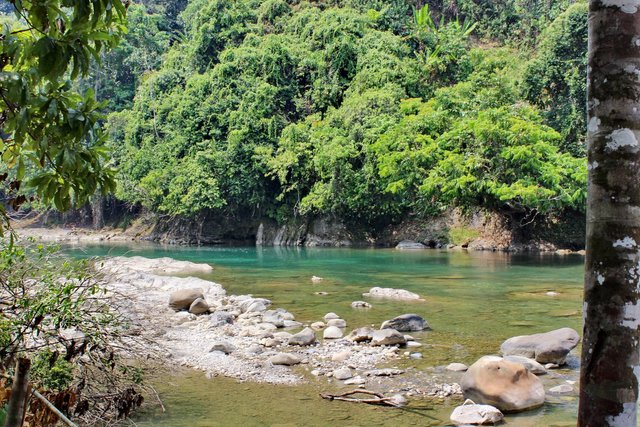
[{"left": 0, "top": 1, "right": 126, "bottom": 229}]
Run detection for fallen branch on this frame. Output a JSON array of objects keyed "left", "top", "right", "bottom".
[
  {"left": 320, "top": 389, "right": 403, "bottom": 407},
  {"left": 31, "top": 389, "right": 78, "bottom": 427}
]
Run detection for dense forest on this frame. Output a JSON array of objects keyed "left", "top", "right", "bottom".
[{"left": 3, "top": 0, "right": 589, "bottom": 243}]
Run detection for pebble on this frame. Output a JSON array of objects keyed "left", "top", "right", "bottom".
[
  {"left": 333, "top": 367, "right": 353, "bottom": 380},
  {"left": 446, "top": 363, "right": 468, "bottom": 372}
]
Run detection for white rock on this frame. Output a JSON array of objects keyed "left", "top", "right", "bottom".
[
  {"left": 323, "top": 312, "right": 340, "bottom": 322},
  {"left": 446, "top": 363, "right": 469, "bottom": 372},
  {"left": 549, "top": 384, "right": 574, "bottom": 394},
  {"left": 323, "top": 326, "right": 344, "bottom": 339},
  {"left": 450, "top": 401, "right": 504, "bottom": 425},
  {"left": 362, "top": 287, "right": 422, "bottom": 301}
]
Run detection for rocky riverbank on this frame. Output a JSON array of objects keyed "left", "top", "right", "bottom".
[
  {"left": 98, "top": 256, "right": 457, "bottom": 393},
  {"left": 95, "top": 255, "right": 582, "bottom": 425}
]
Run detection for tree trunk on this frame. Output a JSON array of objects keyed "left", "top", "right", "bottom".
[
  {"left": 579, "top": 2, "right": 640, "bottom": 425},
  {"left": 91, "top": 194, "right": 105, "bottom": 230},
  {"left": 4, "top": 358, "right": 31, "bottom": 427}
]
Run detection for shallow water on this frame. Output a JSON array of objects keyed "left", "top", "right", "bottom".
[{"left": 66, "top": 244, "right": 585, "bottom": 426}]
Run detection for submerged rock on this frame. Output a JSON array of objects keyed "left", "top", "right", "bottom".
[
  {"left": 500, "top": 327, "right": 580, "bottom": 364},
  {"left": 363, "top": 287, "right": 422, "bottom": 301},
  {"left": 395, "top": 240, "right": 427, "bottom": 250},
  {"left": 169, "top": 288, "right": 204, "bottom": 311},
  {"left": 461, "top": 356, "right": 545, "bottom": 412},
  {"left": 381, "top": 314, "right": 430, "bottom": 332},
  {"left": 548, "top": 384, "right": 574, "bottom": 395},
  {"left": 450, "top": 400, "right": 504, "bottom": 426}
]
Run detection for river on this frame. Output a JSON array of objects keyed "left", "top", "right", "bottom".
[{"left": 66, "top": 244, "right": 584, "bottom": 426}]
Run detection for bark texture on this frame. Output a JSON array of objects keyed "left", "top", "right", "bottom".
[
  {"left": 4, "top": 358, "right": 31, "bottom": 427},
  {"left": 579, "top": 1, "right": 640, "bottom": 425}
]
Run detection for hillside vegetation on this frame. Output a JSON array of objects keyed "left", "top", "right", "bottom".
[{"left": 7, "top": 0, "right": 590, "bottom": 236}]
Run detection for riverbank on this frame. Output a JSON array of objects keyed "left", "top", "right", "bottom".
[
  {"left": 15, "top": 224, "right": 586, "bottom": 256},
  {"left": 97, "top": 255, "right": 464, "bottom": 396}
]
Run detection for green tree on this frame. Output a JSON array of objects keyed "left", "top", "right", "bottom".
[
  {"left": 0, "top": 1, "right": 128, "bottom": 233},
  {"left": 523, "top": 2, "right": 588, "bottom": 155}
]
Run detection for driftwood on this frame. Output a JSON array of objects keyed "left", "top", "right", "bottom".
[{"left": 320, "top": 389, "right": 403, "bottom": 407}]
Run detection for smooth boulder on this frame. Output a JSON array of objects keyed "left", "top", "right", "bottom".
[
  {"left": 289, "top": 327, "right": 316, "bottom": 346},
  {"left": 461, "top": 356, "right": 545, "bottom": 412},
  {"left": 189, "top": 297, "right": 209, "bottom": 314},
  {"left": 370, "top": 329, "right": 406, "bottom": 346},
  {"left": 323, "top": 326, "right": 344, "bottom": 339},
  {"left": 450, "top": 401, "right": 504, "bottom": 425},
  {"left": 381, "top": 314, "right": 429, "bottom": 332},
  {"left": 169, "top": 288, "right": 204, "bottom": 311},
  {"left": 269, "top": 353, "right": 301, "bottom": 366},
  {"left": 500, "top": 327, "right": 580, "bottom": 364}
]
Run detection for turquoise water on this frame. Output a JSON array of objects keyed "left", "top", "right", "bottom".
[{"left": 66, "top": 244, "right": 585, "bottom": 426}]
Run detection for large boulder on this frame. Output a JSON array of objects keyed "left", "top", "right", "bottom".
[
  {"left": 461, "top": 356, "right": 545, "bottom": 412},
  {"left": 500, "top": 327, "right": 580, "bottom": 364},
  {"left": 450, "top": 401, "right": 504, "bottom": 425},
  {"left": 370, "top": 329, "right": 406, "bottom": 346},
  {"left": 381, "top": 314, "right": 430, "bottom": 332},
  {"left": 169, "top": 288, "right": 204, "bottom": 311},
  {"left": 363, "top": 287, "right": 422, "bottom": 301},
  {"left": 289, "top": 327, "right": 316, "bottom": 346}
]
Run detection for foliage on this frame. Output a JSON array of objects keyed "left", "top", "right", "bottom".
[
  {"left": 433, "top": 0, "right": 576, "bottom": 44},
  {"left": 81, "top": 3, "right": 172, "bottom": 112},
  {"left": 101, "top": 0, "right": 588, "bottom": 229},
  {"left": 31, "top": 350, "right": 75, "bottom": 392},
  {"left": 0, "top": 1, "right": 128, "bottom": 232},
  {"left": 0, "top": 238, "right": 144, "bottom": 422},
  {"left": 448, "top": 226, "right": 480, "bottom": 245},
  {"left": 523, "top": 2, "right": 588, "bottom": 155}
]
